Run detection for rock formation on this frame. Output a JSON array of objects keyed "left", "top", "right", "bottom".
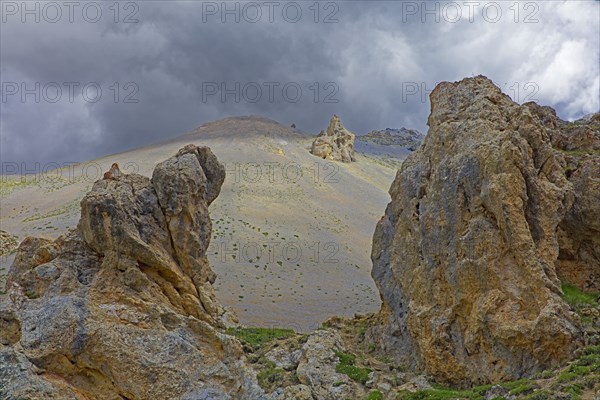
[
  {"left": 358, "top": 127, "right": 424, "bottom": 151},
  {"left": 1, "top": 81, "right": 597, "bottom": 398},
  {"left": 370, "top": 75, "right": 592, "bottom": 386},
  {"left": 310, "top": 115, "right": 356, "bottom": 162},
  {"left": 0, "top": 230, "right": 18, "bottom": 256},
  {"left": 524, "top": 104, "right": 600, "bottom": 291},
  {"left": 0, "top": 145, "right": 264, "bottom": 399}
]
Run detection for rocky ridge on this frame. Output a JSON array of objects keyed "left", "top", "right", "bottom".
[
  {"left": 358, "top": 128, "right": 424, "bottom": 151},
  {"left": 310, "top": 115, "right": 356, "bottom": 162}
]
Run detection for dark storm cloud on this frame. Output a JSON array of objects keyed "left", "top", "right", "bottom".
[{"left": 1, "top": 1, "right": 598, "bottom": 168}]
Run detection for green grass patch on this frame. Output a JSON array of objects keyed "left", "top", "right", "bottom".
[
  {"left": 395, "top": 383, "right": 495, "bottom": 400},
  {"left": 333, "top": 350, "right": 372, "bottom": 385},
  {"left": 557, "top": 371, "right": 578, "bottom": 383},
  {"left": 367, "top": 390, "right": 383, "bottom": 400},
  {"left": 583, "top": 345, "right": 600, "bottom": 355},
  {"left": 563, "top": 383, "right": 584, "bottom": 396},
  {"left": 498, "top": 378, "right": 534, "bottom": 395},
  {"left": 573, "top": 353, "right": 600, "bottom": 367},
  {"left": 535, "top": 369, "right": 554, "bottom": 379},
  {"left": 396, "top": 388, "right": 480, "bottom": 400},
  {"left": 523, "top": 390, "right": 553, "bottom": 400},
  {"left": 226, "top": 327, "right": 295, "bottom": 350},
  {"left": 561, "top": 283, "right": 598, "bottom": 308}
]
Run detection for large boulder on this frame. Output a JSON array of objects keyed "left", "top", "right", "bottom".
[
  {"left": 310, "top": 115, "right": 356, "bottom": 162},
  {"left": 369, "top": 76, "right": 585, "bottom": 386},
  {"left": 1, "top": 145, "right": 261, "bottom": 399}
]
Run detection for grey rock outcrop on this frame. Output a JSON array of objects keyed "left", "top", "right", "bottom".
[
  {"left": 310, "top": 115, "right": 356, "bottom": 162},
  {"left": 369, "top": 75, "right": 585, "bottom": 386},
  {"left": 295, "top": 330, "right": 362, "bottom": 400},
  {"left": 1, "top": 145, "right": 262, "bottom": 399},
  {"left": 358, "top": 127, "right": 424, "bottom": 151}
]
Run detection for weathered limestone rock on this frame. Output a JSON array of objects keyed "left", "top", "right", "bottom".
[
  {"left": 265, "top": 346, "right": 301, "bottom": 371},
  {"left": 523, "top": 105, "right": 600, "bottom": 292},
  {"left": 277, "top": 384, "right": 314, "bottom": 400},
  {"left": 310, "top": 115, "right": 356, "bottom": 162},
  {"left": 1, "top": 145, "right": 261, "bottom": 400},
  {"left": 557, "top": 154, "right": 600, "bottom": 290},
  {"left": 295, "top": 329, "right": 363, "bottom": 400},
  {"left": 370, "top": 76, "right": 584, "bottom": 386}
]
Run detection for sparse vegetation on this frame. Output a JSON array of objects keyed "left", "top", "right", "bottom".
[
  {"left": 333, "top": 350, "right": 372, "bottom": 384},
  {"left": 367, "top": 390, "right": 383, "bottom": 400},
  {"left": 0, "top": 230, "right": 19, "bottom": 256},
  {"left": 0, "top": 176, "right": 35, "bottom": 196},
  {"left": 395, "top": 381, "right": 516, "bottom": 400},
  {"left": 561, "top": 283, "right": 598, "bottom": 308},
  {"left": 396, "top": 386, "right": 482, "bottom": 400},
  {"left": 22, "top": 199, "right": 79, "bottom": 222},
  {"left": 226, "top": 327, "right": 295, "bottom": 350},
  {"left": 560, "top": 283, "right": 600, "bottom": 324},
  {"left": 256, "top": 360, "right": 286, "bottom": 391},
  {"left": 392, "top": 343, "right": 600, "bottom": 399},
  {"left": 503, "top": 379, "right": 535, "bottom": 396}
]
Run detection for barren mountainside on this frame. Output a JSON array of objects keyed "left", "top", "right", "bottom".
[{"left": 0, "top": 116, "right": 398, "bottom": 331}]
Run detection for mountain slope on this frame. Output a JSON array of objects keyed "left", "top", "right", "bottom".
[{"left": 0, "top": 115, "right": 397, "bottom": 330}]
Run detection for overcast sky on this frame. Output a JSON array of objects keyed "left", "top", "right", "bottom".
[{"left": 1, "top": 0, "right": 599, "bottom": 167}]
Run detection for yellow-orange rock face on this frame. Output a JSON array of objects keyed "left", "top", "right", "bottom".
[{"left": 370, "top": 76, "right": 585, "bottom": 386}]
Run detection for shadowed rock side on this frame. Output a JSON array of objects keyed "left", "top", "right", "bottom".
[
  {"left": 0, "top": 145, "right": 264, "bottom": 400},
  {"left": 524, "top": 104, "right": 600, "bottom": 292},
  {"left": 310, "top": 115, "right": 356, "bottom": 162},
  {"left": 369, "top": 76, "right": 590, "bottom": 387}
]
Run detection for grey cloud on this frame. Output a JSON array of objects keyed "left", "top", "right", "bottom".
[{"left": 1, "top": 0, "right": 598, "bottom": 167}]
